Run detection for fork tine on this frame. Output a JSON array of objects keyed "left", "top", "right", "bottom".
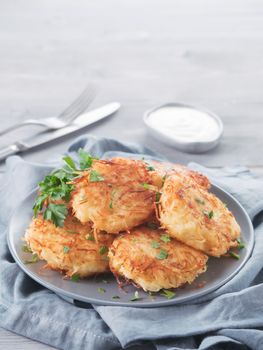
[
  {"left": 60, "top": 87, "right": 97, "bottom": 123},
  {"left": 57, "top": 85, "right": 96, "bottom": 122},
  {"left": 57, "top": 86, "right": 91, "bottom": 119}
]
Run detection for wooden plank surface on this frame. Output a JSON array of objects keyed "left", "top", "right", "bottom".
[{"left": 1, "top": 0, "right": 263, "bottom": 348}]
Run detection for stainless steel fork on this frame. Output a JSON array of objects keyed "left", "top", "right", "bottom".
[{"left": 0, "top": 85, "right": 97, "bottom": 136}]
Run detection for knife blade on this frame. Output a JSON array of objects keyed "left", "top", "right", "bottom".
[{"left": 0, "top": 102, "right": 120, "bottom": 161}]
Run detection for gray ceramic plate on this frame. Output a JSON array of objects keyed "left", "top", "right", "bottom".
[{"left": 7, "top": 185, "right": 254, "bottom": 308}]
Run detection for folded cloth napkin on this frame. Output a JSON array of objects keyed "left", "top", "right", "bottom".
[{"left": 1, "top": 135, "right": 263, "bottom": 350}]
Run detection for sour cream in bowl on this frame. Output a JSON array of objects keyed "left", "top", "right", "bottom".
[{"left": 144, "top": 103, "right": 223, "bottom": 153}]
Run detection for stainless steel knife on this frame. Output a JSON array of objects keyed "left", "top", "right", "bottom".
[{"left": 0, "top": 102, "right": 120, "bottom": 161}]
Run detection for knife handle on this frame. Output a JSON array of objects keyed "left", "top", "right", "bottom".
[{"left": 0, "top": 143, "right": 21, "bottom": 161}]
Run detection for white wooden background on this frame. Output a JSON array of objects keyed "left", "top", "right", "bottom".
[{"left": 1, "top": 0, "right": 263, "bottom": 348}]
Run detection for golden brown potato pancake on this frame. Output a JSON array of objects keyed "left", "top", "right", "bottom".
[
  {"left": 159, "top": 173, "right": 241, "bottom": 257},
  {"left": 71, "top": 158, "right": 157, "bottom": 234},
  {"left": 25, "top": 214, "right": 114, "bottom": 277},
  {"left": 108, "top": 226, "right": 208, "bottom": 292},
  {"left": 145, "top": 160, "right": 211, "bottom": 190}
]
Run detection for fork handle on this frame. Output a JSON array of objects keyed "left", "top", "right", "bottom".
[
  {"left": 0, "top": 120, "right": 46, "bottom": 136},
  {"left": 0, "top": 121, "right": 28, "bottom": 136},
  {"left": 0, "top": 143, "right": 23, "bottom": 161}
]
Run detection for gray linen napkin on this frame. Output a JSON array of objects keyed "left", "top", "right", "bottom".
[{"left": 1, "top": 135, "right": 263, "bottom": 350}]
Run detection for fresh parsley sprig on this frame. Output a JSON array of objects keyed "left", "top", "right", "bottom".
[{"left": 33, "top": 149, "right": 97, "bottom": 227}]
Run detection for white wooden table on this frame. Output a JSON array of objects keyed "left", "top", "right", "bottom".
[{"left": 1, "top": 0, "right": 263, "bottom": 348}]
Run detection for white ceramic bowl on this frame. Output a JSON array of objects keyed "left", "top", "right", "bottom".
[{"left": 144, "top": 103, "right": 224, "bottom": 154}]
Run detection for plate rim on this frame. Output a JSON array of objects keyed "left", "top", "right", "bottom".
[{"left": 7, "top": 183, "right": 254, "bottom": 308}]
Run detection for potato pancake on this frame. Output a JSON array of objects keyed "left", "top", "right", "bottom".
[
  {"left": 108, "top": 226, "right": 208, "bottom": 292},
  {"left": 159, "top": 173, "right": 241, "bottom": 256},
  {"left": 25, "top": 214, "right": 114, "bottom": 277},
  {"left": 71, "top": 158, "right": 157, "bottom": 234},
  {"left": 145, "top": 160, "right": 211, "bottom": 190}
]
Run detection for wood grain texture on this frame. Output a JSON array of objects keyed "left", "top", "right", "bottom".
[{"left": 1, "top": 0, "right": 263, "bottom": 348}]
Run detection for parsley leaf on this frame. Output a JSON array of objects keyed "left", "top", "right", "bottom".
[
  {"left": 160, "top": 234, "right": 171, "bottom": 243},
  {"left": 21, "top": 244, "right": 33, "bottom": 253},
  {"left": 86, "top": 233, "right": 95, "bottom": 241},
  {"left": 195, "top": 198, "right": 205, "bottom": 205},
  {"left": 33, "top": 193, "right": 48, "bottom": 217},
  {"left": 151, "top": 241, "right": 160, "bottom": 249},
  {"left": 24, "top": 253, "right": 39, "bottom": 264},
  {"left": 33, "top": 170, "right": 72, "bottom": 226},
  {"left": 78, "top": 149, "right": 94, "bottom": 170},
  {"left": 112, "top": 295, "right": 120, "bottom": 299},
  {"left": 71, "top": 274, "right": 80, "bottom": 282},
  {"left": 203, "top": 210, "right": 214, "bottom": 219},
  {"left": 99, "top": 246, "right": 109, "bottom": 255},
  {"left": 43, "top": 203, "right": 68, "bottom": 227},
  {"left": 156, "top": 249, "right": 168, "bottom": 260},
  {"left": 109, "top": 189, "right": 116, "bottom": 209},
  {"left": 155, "top": 192, "right": 161, "bottom": 202},
  {"left": 147, "top": 222, "right": 159, "bottom": 230},
  {"left": 160, "top": 289, "right": 176, "bottom": 299},
  {"left": 237, "top": 238, "right": 245, "bottom": 250},
  {"left": 229, "top": 251, "right": 240, "bottom": 260},
  {"left": 33, "top": 150, "right": 99, "bottom": 227},
  {"left": 162, "top": 174, "right": 167, "bottom": 185},
  {"left": 147, "top": 166, "right": 155, "bottom": 171},
  {"left": 62, "top": 155, "right": 77, "bottom": 170},
  {"left": 89, "top": 170, "right": 104, "bottom": 182},
  {"left": 98, "top": 287, "right": 106, "bottom": 293},
  {"left": 63, "top": 246, "right": 70, "bottom": 253},
  {"left": 142, "top": 183, "right": 151, "bottom": 189}
]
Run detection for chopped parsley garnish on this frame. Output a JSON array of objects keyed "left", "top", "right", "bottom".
[
  {"left": 62, "top": 155, "right": 77, "bottom": 170},
  {"left": 43, "top": 203, "right": 68, "bottom": 227},
  {"left": 195, "top": 198, "right": 205, "bottom": 205},
  {"left": 71, "top": 274, "right": 80, "bottom": 282},
  {"left": 99, "top": 246, "right": 109, "bottom": 255},
  {"left": 109, "top": 190, "right": 116, "bottom": 209},
  {"left": 78, "top": 148, "right": 95, "bottom": 170},
  {"left": 112, "top": 295, "right": 120, "bottom": 299},
  {"left": 63, "top": 246, "right": 70, "bottom": 253},
  {"left": 142, "top": 183, "right": 151, "bottom": 189},
  {"left": 160, "top": 289, "right": 176, "bottom": 299},
  {"left": 147, "top": 222, "right": 159, "bottom": 230},
  {"left": 151, "top": 241, "right": 160, "bottom": 249},
  {"left": 21, "top": 244, "right": 33, "bottom": 253},
  {"left": 203, "top": 210, "right": 214, "bottom": 219},
  {"left": 86, "top": 233, "right": 95, "bottom": 241},
  {"left": 237, "top": 238, "right": 245, "bottom": 250},
  {"left": 162, "top": 174, "right": 167, "bottom": 185},
  {"left": 155, "top": 192, "right": 161, "bottom": 202},
  {"left": 98, "top": 287, "right": 106, "bottom": 293},
  {"left": 142, "top": 183, "right": 159, "bottom": 192},
  {"left": 89, "top": 170, "right": 104, "bottom": 182},
  {"left": 160, "top": 234, "right": 171, "bottom": 243},
  {"left": 156, "top": 249, "right": 168, "bottom": 260},
  {"left": 24, "top": 253, "right": 39, "bottom": 264},
  {"left": 229, "top": 251, "right": 240, "bottom": 260},
  {"left": 147, "top": 166, "right": 155, "bottom": 171},
  {"left": 130, "top": 291, "right": 141, "bottom": 302},
  {"left": 33, "top": 149, "right": 97, "bottom": 227}
]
